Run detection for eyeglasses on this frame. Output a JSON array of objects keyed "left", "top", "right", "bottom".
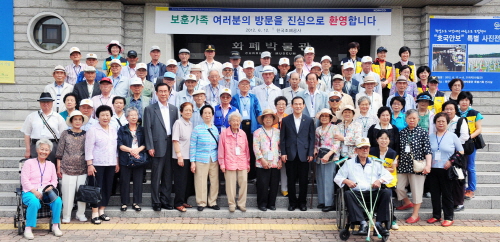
[{"left": 329, "top": 98, "right": 341, "bottom": 102}]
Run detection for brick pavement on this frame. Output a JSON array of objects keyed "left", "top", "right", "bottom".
[{"left": 1, "top": 218, "right": 500, "bottom": 242}]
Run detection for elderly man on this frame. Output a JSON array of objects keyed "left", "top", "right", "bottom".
[
  {"left": 354, "top": 56, "right": 382, "bottom": 96},
  {"left": 288, "top": 55, "right": 308, "bottom": 83},
  {"left": 91, "top": 77, "right": 116, "bottom": 117},
  {"left": 79, "top": 99, "right": 98, "bottom": 131},
  {"left": 297, "top": 73, "right": 328, "bottom": 120},
  {"left": 328, "top": 91, "right": 344, "bottom": 123},
  {"left": 21, "top": 92, "right": 66, "bottom": 163},
  {"left": 177, "top": 48, "right": 192, "bottom": 79},
  {"left": 121, "top": 50, "right": 139, "bottom": 79},
  {"left": 214, "top": 88, "right": 239, "bottom": 133},
  {"left": 242, "top": 60, "right": 263, "bottom": 89},
  {"left": 189, "top": 63, "right": 208, "bottom": 89},
  {"left": 331, "top": 74, "right": 354, "bottom": 110},
  {"left": 200, "top": 44, "right": 223, "bottom": 81},
  {"left": 126, "top": 77, "right": 151, "bottom": 121},
  {"left": 76, "top": 53, "right": 106, "bottom": 84},
  {"left": 151, "top": 72, "right": 177, "bottom": 106},
  {"left": 219, "top": 62, "right": 238, "bottom": 95},
  {"left": 162, "top": 59, "right": 184, "bottom": 92},
  {"left": 386, "top": 75, "right": 416, "bottom": 112},
  {"left": 108, "top": 59, "right": 128, "bottom": 97},
  {"left": 308, "top": 62, "right": 328, "bottom": 92},
  {"left": 303, "top": 47, "right": 315, "bottom": 72},
  {"left": 282, "top": 72, "right": 304, "bottom": 114},
  {"left": 334, "top": 138, "right": 393, "bottom": 236},
  {"left": 134, "top": 63, "right": 155, "bottom": 98},
  {"left": 191, "top": 89, "right": 208, "bottom": 127},
  {"left": 253, "top": 66, "right": 283, "bottom": 112},
  {"left": 73, "top": 66, "right": 101, "bottom": 105},
  {"left": 204, "top": 69, "right": 222, "bottom": 107},
  {"left": 64, "top": 47, "right": 87, "bottom": 85},
  {"left": 229, "top": 51, "right": 245, "bottom": 82},
  {"left": 44, "top": 65, "right": 74, "bottom": 113},
  {"left": 176, "top": 74, "right": 197, "bottom": 106},
  {"left": 342, "top": 62, "right": 360, "bottom": 102},
  {"left": 273, "top": 57, "right": 290, "bottom": 89},
  {"left": 254, "top": 51, "right": 278, "bottom": 80},
  {"left": 146, "top": 46, "right": 166, "bottom": 82},
  {"left": 319, "top": 55, "right": 334, "bottom": 91}
]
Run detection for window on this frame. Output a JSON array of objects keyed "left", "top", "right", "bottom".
[{"left": 27, "top": 12, "right": 69, "bottom": 53}]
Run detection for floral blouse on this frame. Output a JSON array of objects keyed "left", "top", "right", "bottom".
[
  {"left": 337, "top": 121, "right": 363, "bottom": 158},
  {"left": 398, "top": 126, "right": 432, "bottom": 175},
  {"left": 56, "top": 130, "right": 87, "bottom": 176},
  {"left": 315, "top": 124, "right": 341, "bottom": 164},
  {"left": 253, "top": 127, "right": 281, "bottom": 168}
]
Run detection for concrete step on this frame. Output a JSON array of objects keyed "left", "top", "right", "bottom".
[
  {"left": 0, "top": 168, "right": 20, "bottom": 180},
  {"left": 484, "top": 143, "right": 500, "bottom": 152},
  {"left": 476, "top": 161, "right": 500, "bottom": 172},
  {"left": 0, "top": 130, "right": 23, "bottom": 138},
  {"left": 476, "top": 152, "right": 500, "bottom": 162},
  {"left": 477, "top": 172, "right": 500, "bottom": 184},
  {"left": 475, "top": 184, "right": 500, "bottom": 196},
  {"left": 0, "top": 138, "right": 23, "bottom": 148},
  {"left": 0, "top": 157, "right": 21, "bottom": 168},
  {"left": 0, "top": 148, "right": 25, "bottom": 157}
]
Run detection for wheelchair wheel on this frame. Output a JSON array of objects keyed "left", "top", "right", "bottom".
[
  {"left": 17, "top": 220, "right": 23, "bottom": 235},
  {"left": 386, "top": 198, "right": 394, "bottom": 230},
  {"left": 339, "top": 228, "right": 350, "bottom": 241},
  {"left": 49, "top": 221, "right": 53, "bottom": 232},
  {"left": 382, "top": 234, "right": 390, "bottom": 242},
  {"left": 336, "top": 188, "right": 347, "bottom": 230}
]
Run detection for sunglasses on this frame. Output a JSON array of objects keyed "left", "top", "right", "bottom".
[{"left": 329, "top": 98, "right": 341, "bottom": 102}]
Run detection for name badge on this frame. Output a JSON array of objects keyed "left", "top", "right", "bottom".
[
  {"left": 279, "top": 78, "right": 284, "bottom": 84},
  {"left": 242, "top": 110, "right": 249, "bottom": 117},
  {"left": 435, "top": 151, "right": 441, "bottom": 161},
  {"left": 405, "top": 145, "right": 411, "bottom": 153},
  {"left": 235, "top": 147, "right": 241, "bottom": 155},
  {"left": 267, "top": 153, "right": 273, "bottom": 161}
]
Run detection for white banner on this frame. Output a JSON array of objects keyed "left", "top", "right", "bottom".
[{"left": 155, "top": 7, "right": 392, "bottom": 36}]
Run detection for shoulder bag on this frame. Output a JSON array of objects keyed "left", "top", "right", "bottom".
[
  {"left": 473, "top": 134, "right": 486, "bottom": 150},
  {"left": 455, "top": 117, "right": 474, "bottom": 155},
  {"left": 410, "top": 151, "right": 425, "bottom": 173}
]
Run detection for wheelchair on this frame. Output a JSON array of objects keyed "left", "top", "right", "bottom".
[
  {"left": 336, "top": 185, "right": 394, "bottom": 242},
  {"left": 13, "top": 159, "right": 56, "bottom": 235}
]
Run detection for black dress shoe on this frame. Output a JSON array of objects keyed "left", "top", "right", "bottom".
[
  {"left": 267, "top": 206, "right": 276, "bottom": 211},
  {"left": 299, "top": 205, "right": 307, "bottom": 211},
  {"left": 288, "top": 205, "right": 296, "bottom": 211},
  {"left": 161, "top": 204, "right": 174, "bottom": 210},
  {"left": 375, "top": 224, "right": 389, "bottom": 236},
  {"left": 357, "top": 224, "right": 368, "bottom": 235},
  {"left": 197, "top": 206, "right": 205, "bottom": 211},
  {"left": 208, "top": 205, "right": 220, "bottom": 210},
  {"left": 258, "top": 206, "right": 267, "bottom": 211},
  {"left": 322, "top": 206, "right": 335, "bottom": 212},
  {"left": 317, "top": 204, "right": 325, "bottom": 209},
  {"left": 152, "top": 204, "right": 161, "bottom": 211},
  {"left": 454, "top": 205, "right": 465, "bottom": 212}
]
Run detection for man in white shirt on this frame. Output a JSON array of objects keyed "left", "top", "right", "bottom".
[
  {"left": 354, "top": 56, "right": 382, "bottom": 96},
  {"left": 79, "top": 99, "right": 98, "bottom": 131},
  {"left": 91, "top": 77, "right": 116, "bottom": 117},
  {"left": 252, "top": 66, "right": 283, "bottom": 112},
  {"left": 120, "top": 50, "right": 138, "bottom": 79},
  {"left": 355, "top": 75, "right": 383, "bottom": 116},
  {"left": 44, "top": 65, "right": 74, "bottom": 113},
  {"left": 176, "top": 48, "right": 192, "bottom": 79},
  {"left": 176, "top": 74, "right": 197, "bottom": 107},
  {"left": 242, "top": 60, "right": 263, "bottom": 89},
  {"left": 204, "top": 69, "right": 222, "bottom": 107},
  {"left": 297, "top": 73, "right": 328, "bottom": 120},
  {"left": 190, "top": 64, "right": 208, "bottom": 89},
  {"left": 288, "top": 55, "right": 308, "bottom": 85},
  {"left": 319, "top": 55, "right": 333, "bottom": 92},
  {"left": 151, "top": 72, "right": 178, "bottom": 107},
  {"left": 64, "top": 47, "right": 87, "bottom": 85},
  {"left": 219, "top": 62, "right": 238, "bottom": 95},
  {"left": 282, "top": 72, "right": 304, "bottom": 114},
  {"left": 254, "top": 51, "right": 278, "bottom": 80},
  {"left": 199, "top": 44, "right": 223, "bottom": 82},
  {"left": 303, "top": 46, "right": 315, "bottom": 73},
  {"left": 309, "top": 62, "right": 328, "bottom": 92}
]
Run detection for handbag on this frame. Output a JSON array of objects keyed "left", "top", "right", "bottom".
[
  {"left": 473, "top": 134, "right": 486, "bottom": 150},
  {"left": 448, "top": 165, "right": 465, "bottom": 180},
  {"left": 455, "top": 117, "right": 474, "bottom": 155},
  {"left": 76, "top": 176, "right": 101, "bottom": 204},
  {"left": 127, "top": 152, "right": 150, "bottom": 167},
  {"left": 317, "top": 148, "right": 333, "bottom": 162},
  {"left": 410, "top": 152, "right": 426, "bottom": 173}
]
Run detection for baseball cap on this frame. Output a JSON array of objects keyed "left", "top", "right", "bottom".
[
  {"left": 332, "top": 74, "right": 344, "bottom": 80},
  {"left": 220, "top": 88, "right": 232, "bottom": 97},
  {"left": 329, "top": 91, "right": 343, "bottom": 98},
  {"left": 230, "top": 51, "right": 241, "bottom": 59},
  {"left": 129, "top": 77, "right": 143, "bottom": 86},
  {"left": 79, "top": 99, "right": 93, "bottom": 107},
  {"left": 311, "top": 62, "right": 321, "bottom": 69},
  {"left": 243, "top": 60, "right": 255, "bottom": 69},
  {"left": 279, "top": 58, "right": 290, "bottom": 65},
  {"left": 166, "top": 59, "right": 177, "bottom": 66},
  {"left": 343, "top": 62, "right": 355, "bottom": 70},
  {"left": 239, "top": 78, "right": 251, "bottom": 84},
  {"left": 136, "top": 63, "right": 147, "bottom": 70},
  {"left": 53, "top": 65, "right": 66, "bottom": 73},
  {"left": 109, "top": 59, "right": 122, "bottom": 65},
  {"left": 83, "top": 66, "right": 96, "bottom": 72},
  {"left": 261, "top": 66, "right": 274, "bottom": 73},
  {"left": 163, "top": 72, "right": 176, "bottom": 79},
  {"left": 429, "top": 76, "right": 439, "bottom": 83},
  {"left": 69, "top": 47, "right": 80, "bottom": 54},
  {"left": 361, "top": 56, "right": 373, "bottom": 63},
  {"left": 321, "top": 55, "right": 332, "bottom": 63},
  {"left": 377, "top": 46, "right": 388, "bottom": 53},
  {"left": 260, "top": 51, "right": 271, "bottom": 58},
  {"left": 127, "top": 50, "right": 138, "bottom": 58},
  {"left": 150, "top": 46, "right": 161, "bottom": 52},
  {"left": 185, "top": 74, "right": 197, "bottom": 81},
  {"left": 222, "top": 62, "right": 233, "bottom": 70},
  {"left": 190, "top": 64, "right": 202, "bottom": 72},
  {"left": 179, "top": 48, "right": 190, "bottom": 54},
  {"left": 304, "top": 46, "right": 315, "bottom": 54},
  {"left": 86, "top": 53, "right": 98, "bottom": 59},
  {"left": 205, "top": 45, "right": 215, "bottom": 51},
  {"left": 356, "top": 137, "right": 371, "bottom": 148},
  {"left": 192, "top": 90, "right": 206, "bottom": 96},
  {"left": 100, "top": 77, "right": 113, "bottom": 84}
]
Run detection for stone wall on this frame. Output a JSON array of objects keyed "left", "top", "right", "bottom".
[{"left": 123, "top": 5, "right": 145, "bottom": 61}]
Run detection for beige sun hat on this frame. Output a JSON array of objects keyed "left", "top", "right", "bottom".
[
  {"left": 257, "top": 109, "right": 278, "bottom": 125},
  {"left": 66, "top": 110, "right": 89, "bottom": 127}
]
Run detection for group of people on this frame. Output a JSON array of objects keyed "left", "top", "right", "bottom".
[{"left": 19, "top": 40, "right": 483, "bottom": 239}]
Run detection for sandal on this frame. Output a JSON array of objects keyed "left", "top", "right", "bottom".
[
  {"left": 99, "top": 214, "right": 110, "bottom": 221},
  {"left": 91, "top": 217, "right": 101, "bottom": 225},
  {"left": 175, "top": 206, "right": 187, "bottom": 212},
  {"left": 182, "top": 203, "right": 193, "bottom": 208},
  {"left": 121, "top": 204, "right": 128, "bottom": 211},
  {"left": 132, "top": 204, "right": 141, "bottom": 211}
]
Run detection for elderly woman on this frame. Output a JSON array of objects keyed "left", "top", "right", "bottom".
[
  {"left": 443, "top": 101, "right": 470, "bottom": 212},
  {"left": 335, "top": 105, "right": 362, "bottom": 158},
  {"left": 117, "top": 107, "right": 145, "bottom": 212},
  {"left": 56, "top": 111, "right": 88, "bottom": 223},
  {"left": 273, "top": 96, "right": 288, "bottom": 197},
  {"left": 172, "top": 102, "right": 195, "bottom": 212},
  {"left": 253, "top": 109, "right": 282, "bottom": 211},
  {"left": 367, "top": 107, "right": 400, "bottom": 154},
  {"left": 314, "top": 109, "right": 340, "bottom": 212},
  {"left": 427, "top": 113, "right": 464, "bottom": 227},
  {"left": 390, "top": 96, "right": 407, "bottom": 131},
  {"left": 458, "top": 91, "right": 483, "bottom": 199},
  {"left": 416, "top": 92, "right": 435, "bottom": 134},
  {"left": 445, "top": 78, "right": 464, "bottom": 102},
  {"left": 190, "top": 105, "right": 220, "bottom": 211},
  {"left": 219, "top": 112, "right": 250, "bottom": 212},
  {"left": 354, "top": 96, "right": 379, "bottom": 137},
  {"left": 85, "top": 105, "right": 118, "bottom": 224},
  {"left": 59, "top": 93, "right": 78, "bottom": 121},
  {"left": 395, "top": 109, "right": 432, "bottom": 224},
  {"left": 21, "top": 139, "right": 63, "bottom": 239}
]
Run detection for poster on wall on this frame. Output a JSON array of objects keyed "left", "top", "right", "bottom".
[
  {"left": 0, "top": 0, "right": 14, "bottom": 84},
  {"left": 429, "top": 16, "right": 500, "bottom": 91},
  {"left": 156, "top": 7, "right": 392, "bottom": 36}
]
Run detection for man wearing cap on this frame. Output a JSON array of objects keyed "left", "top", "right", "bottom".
[
  {"left": 334, "top": 137, "right": 393, "bottom": 236},
  {"left": 76, "top": 53, "right": 106, "bottom": 84},
  {"left": 151, "top": 72, "right": 178, "bottom": 107},
  {"left": 297, "top": 73, "right": 328, "bottom": 120},
  {"left": 386, "top": 76, "right": 416, "bottom": 112},
  {"left": 143, "top": 82, "right": 178, "bottom": 211},
  {"left": 288, "top": 55, "right": 308, "bottom": 85},
  {"left": 21, "top": 92, "right": 67, "bottom": 163},
  {"left": 219, "top": 62, "right": 238, "bottom": 95},
  {"left": 331, "top": 74, "right": 354, "bottom": 109},
  {"left": 189, "top": 64, "right": 209, "bottom": 89},
  {"left": 319, "top": 55, "right": 334, "bottom": 91},
  {"left": 303, "top": 47, "right": 315, "bottom": 72},
  {"left": 64, "top": 47, "right": 87, "bottom": 85},
  {"left": 309, "top": 62, "right": 328, "bottom": 92},
  {"left": 254, "top": 51, "right": 278, "bottom": 80},
  {"left": 354, "top": 56, "right": 382, "bottom": 96},
  {"left": 253, "top": 66, "right": 283, "bottom": 112},
  {"left": 372, "top": 47, "right": 393, "bottom": 105},
  {"left": 229, "top": 51, "right": 245, "bottom": 82},
  {"left": 79, "top": 99, "right": 98, "bottom": 131},
  {"left": 176, "top": 74, "right": 198, "bottom": 106},
  {"left": 282, "top": 72, "right": 304, "bottom": 114},
  {"left": 342, "top": 62, "right": 360, "bottom": 102},
  {"left": 126, "top": 77, "right": 151, "bottom": 120},
  {"left": 161, "top": 59, "right": 184, "bottom": 92},
  {"left": 44, "top": 65, "right": 74, "bottom": 113},
  {"left": 191, "top": 90, "right": 208, "bottom": 127},
  {"left": 280, "top": 96, "right": 316, "bottom": 211},
  {"left": 91, "top": 77, "right": 116, "bottom": 117},
  {"left": 214, "top": 88, "right": 239, "bottom": 133},
  {"left": 242, "top": 60, "right": 263, "bottom": 89},
  {"left": 200, "top": 44, "right": 223, "bottom": 82},
  {"left": 355, "top": 75, "right": 383, "bottom": 116},
  {"left": 230, "top": 78, "right": 263, "bottom": 181},
  {"left": 108, "top": 59, "right": 128, "bottom": 97},
  {"left": 328, "top": 91, "right": 344, "bottom": 123},
  {"left": 273, "top": 57, "right": 290, "bottom": 89},
  {"left": 73, "top": 66, "right": 102, "bottom": 105},
  {"left": 177, "top": 48, "right": 192, "bottom": 79},
  {"left": 146, "top": 46, "right": 166, "bottom": 82},
  {"left": 204, "top": 70, "right": 223, "bottom": 107},
  {"left": 121, "top": 50, "right": 139, "bottom": 79},
  {"left": 134, "top": 63, "right": 155, "bottom": 98}
]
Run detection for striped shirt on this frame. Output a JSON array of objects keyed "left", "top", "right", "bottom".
[{"left": 189, "top": 123, "right": 219, "bottom": 163}]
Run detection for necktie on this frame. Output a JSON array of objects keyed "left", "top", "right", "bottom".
[{"left": 233, "top": 68, "right": 238, "bottom": 81}]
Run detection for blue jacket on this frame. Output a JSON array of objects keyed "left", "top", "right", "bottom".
[
  {"left": 214, "top": 104, "right": 239, "bottom": 133},
  {"left": 117, "top": 124, "right": 146, "bottom": 166},
  {"left": 230, "top": 93, "right": 262, "bottom": 133}
]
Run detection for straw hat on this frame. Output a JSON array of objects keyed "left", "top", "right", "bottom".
[
  {"left": 341, "top": 105, "right": 356, "bottom": 115},
  {"left": 315, "top": 108, "right": 333, "bottom": 120},
  {"left": 66, "top": 110, "right": 89, "bottom": 127},
  {"left": 257, "top": 109, "right": 278, "bottom": 125}
]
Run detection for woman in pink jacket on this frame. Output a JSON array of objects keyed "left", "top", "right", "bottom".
[{"left": 218, "top": 112, "right": 250, "bottom": 212}]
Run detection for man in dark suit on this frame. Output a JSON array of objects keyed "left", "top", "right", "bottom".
[
  {"left": 143, "top": 82, "right": 179, "bottom": 211},
  {"left": 280, "top": 96, "right": 315, "bottom": 211},
  {"left": 73, "top": 66, "right": 101, "bottom": 106}
]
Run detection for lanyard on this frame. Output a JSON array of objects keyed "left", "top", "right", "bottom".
[
  {"left": 179, "top": 63, "right": 190, "bottom": 76},
  {"left": 435, "top": 131, "right": 447, "bottom": 151},
  {"left": 206, "top": 62, "right": 214, "bottom": 72},
  {"left": 210, "top": 85, "right": 219, "bottom": 102},
  {"left": 100, "top": 95, "right": 111, "bottom": 106},
  {"left": 37, "top": 159, "right": 47, "bottom": 187},
  {"left": 265, "top": 86, "right": 271, "bottom": 102},
  {"left": 309, "top": 92, "right": 315, "bottom": 111},
  {"left": 290, "top": 90, "right": 295, "bottom": 99},
  {"left": 407, "top": 131, "right": 414, "bottom": 144},
  {"left": 360, "top": 116, "right": 369, "bottom": 131},
  {"left": 262, "top": 128, "right": 273, "bottom": 150},
  {"left": 128, "top": 66, "right": 136, "bottom": 78},
  {"left": 73, "top": 65, "right": 81, "bottom": 77},
  {"left": 343, "top": 121, "right": 351, "bottom": 137},
  {"left": 240, "top": 96, "right": 250, "bottom": 110}
]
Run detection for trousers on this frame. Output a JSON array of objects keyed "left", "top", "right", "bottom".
[{"left": 22, "top": 192, "right": 62, "bottom": 227}]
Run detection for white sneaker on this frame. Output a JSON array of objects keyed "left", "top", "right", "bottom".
[
  {"left": 61, "top": 218, "right": 71, "bottom": 224},
  {"left": 24, "top": 230, "right": 34, "bottom": 240},
  {"left": 76, "top": 215, "right": 88, "bottom": 222},
  {"left": 53, "top": 226, "right": 63, "bottom": 237},
  {"left": 391, "top": 220, "right": 399, "bottom": 230}
]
